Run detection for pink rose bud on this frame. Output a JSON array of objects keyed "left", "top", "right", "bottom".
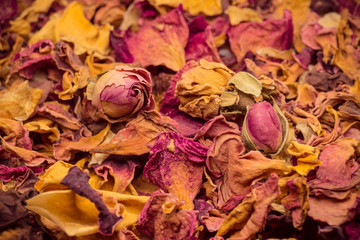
[
  {"left": 92, "top": 65, "right": 155, "bottom": 122},
  {"left": 243, "top": 102, "right": 283, "bottom": 153}
]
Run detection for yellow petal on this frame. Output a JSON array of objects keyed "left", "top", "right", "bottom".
[
  {"left": 26, "top": 190, "right": 149, "bottom": 236},
  {"left": 55, "top": 2, "right": 113, "bottom": 57},
  {"left": 53, "top": 124, "right": 111, "bottom": 161},
  {"left": 35, "top": 161, "right": 74, "bottom": 192},
  {"left": 26, "top": 190, "right": 101, "bottom": 236},
  {"left": 85, "top": 54, "right": 120, "bottom": 78},
  {"left": 318, "top": 12, "right": 341, "bottom": 29},
  {"left": 119, "top": 2, "right": 140, "bottom": 31},
  {"left": 0, "top": 81, "right": 43, "bottom": 121},
  {"left": 24, "top": 117, "right": 60, "bottom": 143},
  {"left": 175, "top": 59, "right": 234, "bottom": 120},
  {"left": 9, "top": 0, "right": 59, "bottom": 36},
  {"left": 226, "top": 6, "right": 262, "bottom": 25},
  {"left": 295, "top": 83, "right": 318, "bottom": 107},
  {"left": 152, "top": 0, "right": 222, "bottom": 16},
  {"left": 29, "top": 2, "right": 113, "bottom": 58},
  {"left": 288, "top": 141, "right": 321, "bottom": 176},
  {"left": 28, "top": 13, "right": 60, "bottom": 44}
]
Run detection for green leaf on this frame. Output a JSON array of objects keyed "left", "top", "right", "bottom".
[
  {"left": 220, "top": 91, "right": 239, "bottom": 107},
  {"left": 270, "top": 99, "right": 290, "bottom": 157},
  {"left": 228, "top": 72, "right": 262, "bottom": 97}
]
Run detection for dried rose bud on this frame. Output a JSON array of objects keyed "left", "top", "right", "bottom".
[
  {"left": 92, "top": 65, "right": 155, "bottom": 122},
  {"left": 243, "top": 101, "right": 282, "bottom": 153}
]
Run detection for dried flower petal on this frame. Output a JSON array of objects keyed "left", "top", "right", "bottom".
[
  {"left": 144, "top": 131, "right": 208, "bottom": 209},
  {"left": 138, "top": 191, "right": 198, "bottom": 239},
  {"left": 228, "top": 10, "right": 293, "bottom": 61}
]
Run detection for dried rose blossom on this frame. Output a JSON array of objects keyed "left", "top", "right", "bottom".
[{"left": 91, "top": 65, "right": 155, "bottom": 123}]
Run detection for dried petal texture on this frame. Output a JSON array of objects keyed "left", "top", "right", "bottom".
[
  {"left": 175, "top": 59, "right": 234, "bottom": 120},
  {"left": 308, "top": 193, "right": 359, "bottom": 226},
  {"left": 29, "top": 1, "right": 113, "bottom": 58},
  {"left": 1, "top": 137, "right": 55, "bottom": 167},
  {"left": 92, "top": 111, "right": 177, "bottom": 155},
  {"left": 293, "top": 47, "right": 315, "bottom": 69},
  {"left": 85, "top": 54, "right": 121, "bottom": 79},
  {"left": 309, "top": 138, "right": 360, "bottom": 193},
  {"left": 0, "top": 189, "right": 28, "bottom": 229},
  {"left": 194, "top": 115, "right": 245, "bottom": 204},
  {"left": 303, "top": 14, "right": 339, "bottom": 64},
  {"left": 194, "top": 199, "right": 214, "bottom": 222},
  {"left": 123, "top": 6, "right": 188, "bottom": 71},
  {"left": 160, "top": 60, "right": 206, "bottom": 137},
  {"left": 228, "top": 10, "right": 293, "bottom": 62},
  {"left": 203, "top": 217, "right": 226, "bottom": 233},
  {"left": 195, "top": 115, "right": 243, "bottom": 178},
  {"left": 10, "top": 39, "right": 54, "bottom": 79},
  {"left": 117, "top": 229, "right": 140, "bottom": 240},
  {"left": 0, "top": 34, "right": 24, "bottom": 77},
  {"left": 109, "top": 30, "right": 134, "bottom": 63},
  {"left": 52, "top": 41, "right": 90, "bottom": 100},
  {"left": 301, "top": 13, "right": 337, "bottom": 52},
  {"left": 138, "top": 191, "right": 197, "bottom": 240},
  {"left": 295, "top": 83, "right": 318, "bottom": 108},
  {"left": 339, "top": 100, "right": 360, "bottom": 121},
  {"left": 0, "top": 187, "right": 47, "bottom": 240},
  {"left": 0, "top": 81, "right": 43, "bottom": 121},
  {"left": 311, "top": 87, "right": 360, "bottom": 118},
  {"left": 9, "top": 0, "right": 56, "bottom": 36},
  {"left": 152, "top": 0, "right": 222, "bottom": 16},
  {"left": 34, "top": 162, "right": 148, "bottom": 236},
  {"left": 90, "top": 0, "right": 125, "bottom": 26},
  {"left": 333, "top": 11, "right": 360, "bottom": 79},
  {"left": 280, "top": 176, "right": 309, "bottom": 229},
  {"left": 26, "top": 188, "right": 149, "bottom": 237},
  {"left": 226, "top": 151, "right": 289, "bottom": 197},
  {"left": 132, "top": 173, "right": 160, "bottom": 196},
  {"left": 34, "top": 161, "right": 74, "bottom": 193},
  {"left": 216, "top": 173, "right": 280, "bottom": 238},
  {"left": 287, "top": 141, "right": 321, "bottom": 176},
  {"left": 0, "top": 165, "right": 30, "bottom": 182},
  {"left": 0, "top": 118, "right": 32, "bottom": 150},
  {"left": 0, "top": 0, "right": 17, "bottom": 31},
  {"left": 60, "top": 166, "right": 122, "bottom": 235},
  {"left": 91, "top": 65, "right": 155, "bottom": 123},
  {"left": 37, "top": 102, "right": 90, "bottom": 133},
  {"left": 185, "top": 26, "right": 222, "bottom": 63},
  {"left": 195, "top": 115, "right": 240, "bottom": 142},
  {"left": 344, "top": 198, "right": 360, "bottom": 240},
  {"left": 24, "top": 117, "right": 60, "bottom": 144},
  {"left": 93, "top": 159, "right": 140, "bottom": 193},
  {"left": 226, "top": 6, "right": 262, "bottom": 25},
  {"left": 286, "top": 106, "right": 325, "bottom": 137},
  {"left": 308, "top": 106, "right": 343, "bottom": 150},
  {"left": 300, "top": 13, "right": 322, "bottom": 50},
  {"left": 53, "top": 124, "right": 111, "bottom": 161},
  {"left": 271, "top": 0, "right": 311, "bottom": 52},
  {"left": 144, "top": 131, "right": 208, "bottom": 210},
  {"left": 134, "top": 0, "right": 159, "bottom": 18}
]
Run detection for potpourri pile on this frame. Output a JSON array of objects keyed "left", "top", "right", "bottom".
[{"left": 1, "top": 0, "right": 360, "bottom": 239}]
